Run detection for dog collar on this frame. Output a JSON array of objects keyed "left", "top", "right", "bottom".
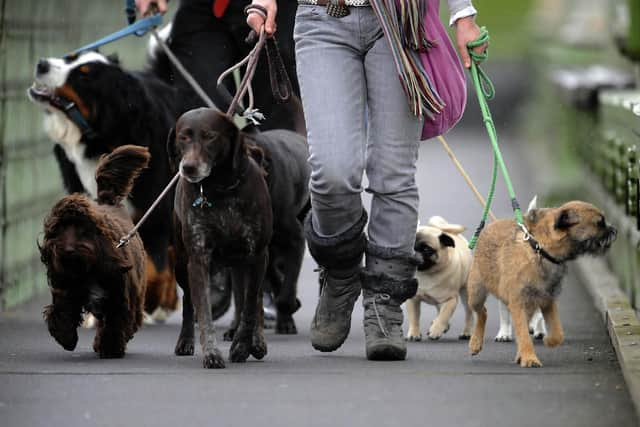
[
  {"left": 49, "top": 96, "right": 98, "bottom": 140},
  {"left": 526, "top": 236, "right": 563, "bottom": 265}
]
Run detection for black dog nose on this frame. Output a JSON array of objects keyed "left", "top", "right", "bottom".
[
  {"left": 181, "top": 162, "right": 198, "bottom": 176},
  {"left": 36, "top": 59, "right": 50, "bottom": 75}
]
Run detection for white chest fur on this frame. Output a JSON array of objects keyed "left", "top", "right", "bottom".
[{"left": 43, "top": 111, "right": 98, "bottom": 198}]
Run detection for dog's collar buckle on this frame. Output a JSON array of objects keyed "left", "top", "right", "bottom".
[{"left": 192, "top": 185, "right": 213, "bottom": 209}]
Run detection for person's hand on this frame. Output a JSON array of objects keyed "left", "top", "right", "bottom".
[
  {"left": 135, "top": 0, "right": 168, "bottom": 16},
  {"left": 246, "top": 0, "right": 277, "bottom": 36},
  {"left": 454, "top": 15, "right": 487, "bottom": 69}
]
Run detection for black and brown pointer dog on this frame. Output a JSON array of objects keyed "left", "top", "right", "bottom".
[
  {"left": 169, "top": 108, "right": 272, "bottom": 368},
  {"left": 39, "top": 145, "right": 150, "bottom": 358}
]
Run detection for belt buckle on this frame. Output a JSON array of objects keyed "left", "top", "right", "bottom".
[{"left": 326, "top": 0, "right": 350, "bottom": 18}]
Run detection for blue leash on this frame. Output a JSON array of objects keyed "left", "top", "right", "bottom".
[{"left": 66, "top": 13, "right": 162, "bottom": 57}]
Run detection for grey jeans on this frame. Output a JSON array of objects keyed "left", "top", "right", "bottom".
[{"left": 294, "top": 5, "right": 422, "bottom": 254}]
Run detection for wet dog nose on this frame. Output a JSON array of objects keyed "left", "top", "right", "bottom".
[
  {"left": 181, "top": 161, "right": 198, "bottom": 176},
  {"left": 36, "top": 59, "right": 50, "bottom": 75}
]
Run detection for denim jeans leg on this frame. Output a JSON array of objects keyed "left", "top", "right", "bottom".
[
  {"left": 294, "top": 6, "right": 367, "bottom": 237},
  {"left": 364, "top": 25, "right": 423, "bottom": 254}
]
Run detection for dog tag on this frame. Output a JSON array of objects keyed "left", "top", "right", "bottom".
[{"left": 326, "top": 0, "right": 350, "bottom": 18}]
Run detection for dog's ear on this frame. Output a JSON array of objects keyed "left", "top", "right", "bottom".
[
  {"left": 527, "top": 195, "right": 538, "bottom": 213},
  {"left": 439, "top": 233, "right": 456, "bottom": 248},
  {"left": 166, "top": 127, "right": 178, "bottom": 171},
  {"left": 555, "top": 208, "right": 580, "bottom": 230},
  {"left": 526, "top": 207, "right": 550, "bottom": 224}
]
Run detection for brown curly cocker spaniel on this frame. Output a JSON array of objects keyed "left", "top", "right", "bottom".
[{"left": 39, "top": 145, "right": 150, "bottom": 358}]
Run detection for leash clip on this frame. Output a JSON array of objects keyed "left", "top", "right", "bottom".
[
  {"left": 117, "top": 237, "right": 130, "bottom": 249},
  {"left": 518, "top": 223, "right": 532, "bottom": 241}
]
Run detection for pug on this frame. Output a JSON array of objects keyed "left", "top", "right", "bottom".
[
  {"left": 467, "top": 200, "right": 617, "bottom": 367},
  {"left": 407, "top": 216, "right": 473, "bottom": 341}
]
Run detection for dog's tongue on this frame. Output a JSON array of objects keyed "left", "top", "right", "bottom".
[{"left": 28, "top": 82, "right": 53, "bottom": 100}]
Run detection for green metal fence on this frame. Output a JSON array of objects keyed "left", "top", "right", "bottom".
[
  {"left": 0, "top": 0, "right": 163, "bottom": 311},
  {"left": 526, "top": 0, "right": 640, "bottom": 310}
]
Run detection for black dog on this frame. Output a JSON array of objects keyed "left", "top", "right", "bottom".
[
  {"left": 169, "top": 108, "right": 272, "bottom": 368},
  {"left": 39, "top": 145, "right": 150, "bottom": 358},
  {"left": 242, "top": 127, "right": 310, "bottom": 334}
]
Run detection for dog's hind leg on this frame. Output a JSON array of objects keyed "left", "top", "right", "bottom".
[
  {"left": 495, "top": 301, "right": 513, "bottom": 342},
  {"left": 188, "top": 257, "right": 225, "bottom": 369},
  {"left": 541, "top": 301, "right": 564, "bottom": 348},
  {"left": 224, "top": 269, "right": 243, "bottom": 342},
  {"left": 467, "top": 270, "right": 488, "bottom": 355},
  {"left": 458, "top": 287, "right": 473, "bottom": 340},
  {"left": 429, "top": 296, "right": 457, "bottom": 340},
  {"left": 174, "top": 254, "right": 195, "bottom": 356},
  {"left": 272, "top": 229, "right": 304, "bottom": 335},
  {"left": 229, "top": 251, "right": 268, "bottom": 363},
  {"left": 510, "top": 298, "right": 542, "bottom": 368},
  {"left": 530, "top": 308, "right": 547, "bottom": 340}
]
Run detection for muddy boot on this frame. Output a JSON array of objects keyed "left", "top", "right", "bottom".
[
  {"left": 362, "top": 244, "right": 419, "bottom": 361},
  {"left": 305, "top": 210, "right": 367, "bottom": 352}
]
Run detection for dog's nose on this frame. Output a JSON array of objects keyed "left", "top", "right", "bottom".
[
  {"left": 36, "top": 59, "right": 50, "bottom": 75},
  {"left": 181, "top": 161, "right": 198, "bottom": 177}
]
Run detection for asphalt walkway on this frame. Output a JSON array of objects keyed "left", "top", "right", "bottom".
[{"left": 0, "top": 129, "right": 637, "bottom": 427}]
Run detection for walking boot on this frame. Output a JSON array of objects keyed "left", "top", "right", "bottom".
[
  {"left": 362, "top": 244, "right": 419, "bottom": 361},
  {"left": 305, "top": 210, "right": 368, "bottom": 352}
]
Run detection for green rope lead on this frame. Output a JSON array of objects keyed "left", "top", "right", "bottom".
[{"left": 467, "top": 27, "right": 524, "bottom": 250}]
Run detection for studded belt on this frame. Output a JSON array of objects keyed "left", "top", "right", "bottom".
[
  {"left": 298, "top": 0, "right": 370, "bottom": 6},
  {"left": 298, "top": 0, "right": 369, "bottom": 17}
]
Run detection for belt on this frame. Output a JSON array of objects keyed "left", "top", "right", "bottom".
[{"left": 298, "top": 0, "right": 370, "bottom": 6}]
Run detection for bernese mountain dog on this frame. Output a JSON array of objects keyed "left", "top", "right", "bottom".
[{"left": 28, "top": 51, "right": 181, "bottom": 323}]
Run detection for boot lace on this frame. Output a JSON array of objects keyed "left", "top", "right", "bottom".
[{"left": 372, "top": 293, "right": 391, "bottom": 338}]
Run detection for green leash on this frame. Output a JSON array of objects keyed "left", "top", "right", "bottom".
[{"left": 467, "top": 27, "right": 525, "bottom": 250}]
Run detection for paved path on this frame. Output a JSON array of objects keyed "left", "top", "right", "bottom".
[{"left": 0, "top": 130, "right": 637, "bottom": 427}]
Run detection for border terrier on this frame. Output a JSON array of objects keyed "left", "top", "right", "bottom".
[{"left": 467, "top": 200, "right": 617, "bottom": 367}]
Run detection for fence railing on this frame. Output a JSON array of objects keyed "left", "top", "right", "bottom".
[{"left": 0, "top": 1, "right": 158, "bottom": 311}]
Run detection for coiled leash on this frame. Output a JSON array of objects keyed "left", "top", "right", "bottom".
[
  {"left": 118, "top": 5, "right": 276, "bottom": 248},
  {"left": 464, "top": 27, "right": 526, "bottom": 250}
]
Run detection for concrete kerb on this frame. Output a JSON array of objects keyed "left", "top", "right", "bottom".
[
  {"left": 521, "top": 136, "right": 640, "bottom": 419},
  {"left": 572, "top": 258, "right": 640, "bottom": 420}
]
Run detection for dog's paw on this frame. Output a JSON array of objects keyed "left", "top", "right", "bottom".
[
  {"left": 516, "top": 353, "right": 542, "bottom": 368},
  {"left": 174, "top": 337, "right": 195, "bottom": 356},
  {"left": 406, "top": 333, "right": 422, "bottom": 342},
  {"left": 458, "top": 333, "right": 471, "bottom": 341},
  {"left": 223, "top": 328, "right": 236, "bottom": 342},
  {"left": 469, "top": 335, "right": 483, "bottom": 355},
  {"left": 98, "top": 346, "right": 125, "bottom": 359},
  {"left": 428, "top": 322, "right": 448, "bottom": 340},
  {"left": 495, "top": 333, "right": 513, "bottom": 343},
  {"left": 250, "top": 332, "right": 268, "bottom": 360},
  {"left": 229, "top": 338, "right": 251, "bottom": 363},
  {"left": 275, "top": 314, "right": 297, "bottom": 335},
  {"left": 543, "top": 334, "right": 563, "bottom": 348},
  {"left": 203, "top": 349, "right": 225, "bottom": 369}
]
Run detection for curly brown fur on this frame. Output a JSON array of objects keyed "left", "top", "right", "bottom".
[
  {"left": 466, "top": 200, "right": 617, "bottom": 368},
  {"left": 39, "top": 145, "right": 149, "bottom": 358}
]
